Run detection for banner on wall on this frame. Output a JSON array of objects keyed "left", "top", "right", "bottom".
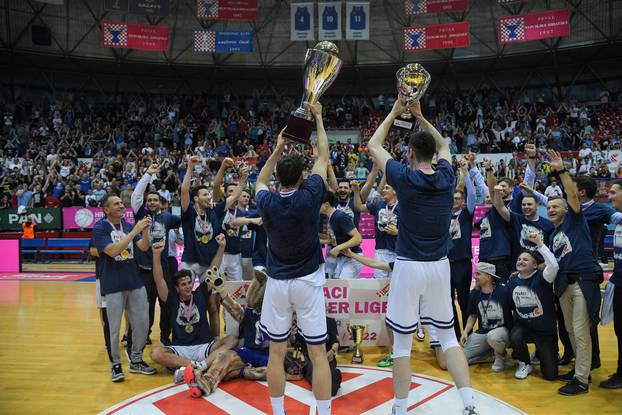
[
  {"left": 62, "top": 208, "right": 135, "bottom": 229},
  {"left": 104, "top": 0, "right": 170, "bottom": 17},
  {"left": 404, "top": 0, "right": 468, "bottom": 15},
  {"left": 403, "top": 21, "right": 470, "bottom": 51},
  {"left": 0, "top": 208, "right": 61, "bottom": 231},
  {"left": 498, "top": 8, "right": 569, "bottom": 44},
  {"left": 291, "top": 3, "right": 314, "bottom": 41},
  {"left": 193, "top": 30, "right": 253, "bottom": 53},
  {"left": 318, "top": 2, "right": 342, "bottom": 40},
  {"left": 101, "top": 21, "right": 169, "bottom": 51},
  {"left": 498, "top": 0, "right": 525, "bottom": 3},
  {"left": 196, "top": 0, "right": 258, "bottom": 20},
  {"left": 345, "top": 2, "right": 369, "bottom": 40}
]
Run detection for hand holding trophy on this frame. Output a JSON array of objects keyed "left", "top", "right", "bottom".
[{"left": 392, "top": 63, "right": 431, "bottom": 131}]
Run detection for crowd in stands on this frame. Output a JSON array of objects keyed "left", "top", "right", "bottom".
[{"left": 1, "top": 87, "right": 621, "bottom": 210}]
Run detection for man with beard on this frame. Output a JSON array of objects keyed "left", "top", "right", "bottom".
[{"left": 131, "top": 163, "right": 181, "bottom": 345}]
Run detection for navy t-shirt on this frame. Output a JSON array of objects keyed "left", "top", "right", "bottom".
[
  {"left": 336, "top": 197, "right": 359, "bottom": 228},
  {"left": 240, "top": 209, "right": 259, "bottom": 258},
  {"left": 466, "top": 285, "right": 512, "bottom": 334},
  {"left": 366, "top": 200, "right": 399, "bottom": 252},
  {"left": 134, "top": 207, "right": 181, "bottom": 270},
  {"left": 181, "top": 202, "right": 224, "bottom": 266},
  {"left": 479, "top": 208, "right": 512, "bottom": 260},
  {"left": 167, "top": 281, "right": 214, "bottom": 346},
  {"left": 448, "top": 208, "right": 474, "bottom": 261},
  {"left": 239, "top": 307, "right": 269, "bottom": 351},
  {"left": 550, "top": 208, "right": 600, "bottom": 275},
  {"left": 256, "top": 174, "right": 326, "bottom": 279},
  {"left": 385, "top": 158, "right": 454, "bottom": 261},
  {"left": 91, "top": 218, "right": 143, "bottom": 295},
  {"left": 327, "top": 209, "right": 362, "bottom": 257},
  {"left": 251, "top": 221, "right": 268, "bottom": 268},
  {"left": 507, "top": 271, "right": 556, "bottom": 335},
  {"left": 509, "top": 212, "right": 554, "bottom": 264},
  {"left": 611, "top": 223, "right": 622, "bottom": 286},
  {"left": 583, "top": 201, "right": 615, "bottom": 257},
  {"left": 217, "top": 202, "right": 247, "bottom": 255}
]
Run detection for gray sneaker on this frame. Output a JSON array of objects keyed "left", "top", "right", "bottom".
[
  {"left": 111, "top": 364, "right": 124, "bottom": 382},
  {"left": 129, "top": 361, "right": 157, "bottom": 375},
  {"left": 173, "top": 367, "right": 185, "bottom": 384}
]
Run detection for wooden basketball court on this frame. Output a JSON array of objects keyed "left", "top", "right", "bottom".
[{"left": 0, "top": 276, "right": 620, "bottom": 414}]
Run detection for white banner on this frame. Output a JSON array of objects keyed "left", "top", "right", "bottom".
[
  {"left": 346, "top": 2, "right": 369, "bottom": 40},
  {"left": 223, "top": 279, "right": 391, "bottom": 347},
  {"left": 291, "top": 3, "right": 314, "bottom": 41},
  {"left": 318, "top": 2, "right": 342, "bottom": 40}
]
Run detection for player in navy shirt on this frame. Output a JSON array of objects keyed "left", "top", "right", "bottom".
[
  {"left": 255, "top": 102, "right": 332, "bottom": 415},
  {"left": 91, "top": 195, "right": 155, "bottom": 382},
  {"left": 507, "top": 232, "right": 560, "bottom": 381},
  {"left": 368, "top": 99, "right": 478, "bottom": 415},
  {"left": 545, "top": 150, "right": 600, "bottom": 395},
  {"left": 319, "top": 191, "right": 363, "bottom": 279}
]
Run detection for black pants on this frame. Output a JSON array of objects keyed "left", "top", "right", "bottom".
[
  {"left": 139, "top": 268, "right": 158, "bottom": 337},
  {"left": 159, "top": 256, "right": 179, "bottom": 343},
  {"left": 303, "top": 356, "right": 342, "bottom": 397},
  {"left": 615, "top": 285, "right": 622, "bottom": 375},
  {"left": 100, "top": 308, "right": 113, "bottom": 363},
  {"left": 485, "top": 257, "right": 511, "bottom": 284},
  {"left": 450, "top": 259, "right": 472, "bottom": 339},
  {"left": 510, "top": 325, "right": 558, "bottom": 381}
]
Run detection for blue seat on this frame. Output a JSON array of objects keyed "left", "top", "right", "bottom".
[{"left": 40, "top": 238, "right": 91, "bottom": 262}]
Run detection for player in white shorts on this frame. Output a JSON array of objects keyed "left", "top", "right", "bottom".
[
  {"left": 255, "top": 102, "right": 332, "bottom": 415},
  {"left": 368, "top": 99, "right": 478, "bottom": 415}
]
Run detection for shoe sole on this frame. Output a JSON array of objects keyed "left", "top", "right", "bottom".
[
  {"left": 558, "top": 389, "right": 588, "bottom": 396},
  {"left": 111, "top": 375, "right": 125, "bottom": 382},
  {"left": 129, "top": 367, "right": 157, "bottom": 375}
]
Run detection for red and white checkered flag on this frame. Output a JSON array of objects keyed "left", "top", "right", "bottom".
[
  {"left": 193, "top": 30, "right": 216, "bottom": 52},
  {"left": 405, "top": 0, "right": 427, "bottom": 15},
  {"left": 499, "top": 17, "right": 525, "bottom": 42},
  {"left": 102, "top": 22, "right": 128, "bottom": 47}
]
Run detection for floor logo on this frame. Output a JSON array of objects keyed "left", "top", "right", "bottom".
[{"left": 100, "top": 365, "right": 525, "bottom": 415}]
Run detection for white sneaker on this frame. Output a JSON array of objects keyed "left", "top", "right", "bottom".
[
  {"left": 515, "top": 362, "right": 533, "bottom": 379},
  {"left": 173, "top": 367, "right": 185, "bottom": 384},
  {"left": 491, "top": 354, "right": 506, "bottom": 372}
]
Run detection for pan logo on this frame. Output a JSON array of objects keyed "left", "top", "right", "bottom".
[{"left": 100, "top": 366, "right": 525, "bottom": 415}]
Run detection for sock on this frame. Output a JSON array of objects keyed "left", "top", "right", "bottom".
[
  {"left": 270, "top": 396, "right": 285, "bottom": 415},
  {"left": 192, "top": 360, "right": 207, "bottom": 371},
  {"left": 393, "top": 397, "right": 408, "bottom": 415},
  {"left": 316, "top": 399, "right": 331, "bottom": 415},
  {"left": 458, "top": 387, "right": 475, "bottom": 407}
]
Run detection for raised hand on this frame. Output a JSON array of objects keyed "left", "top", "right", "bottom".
[
  {"left": 222, "top": 158, "right": 235, "bottom": 169},
  {"left": 545, "top": 150, "right": 564, "bottom": 172},
  {"left": 519, "top": 182, "right": 535, "bottom": 194},
  {"left": 306, "top": 101, "right": 323, "bottom": 118},
  {"left": 151, "top": 240, "right": 165, "bottom": 255},
  {"left": 135, "top": 216, "right": 152, "bottom": 232},
  {"left": 188, "top": 155, "right": 201, "bottom": 167},
  {"left": 215, "top": 233, "right": 226, "bottom": 247},
  {"left": 147, "top": 163, "right": 160, "bottom": 175},
  {"left": 526, "top": 232, "right": 543, "bottom": 247},
  {"left": 408, "top": 100, "right": 422, "bottom": 118}
]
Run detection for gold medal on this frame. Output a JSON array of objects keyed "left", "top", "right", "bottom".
[
  {"left": 185, "top": 323, "right": 194, "bottom": 334},
  {"left": 201, "top": 235, "right": 210, "bottom": 244},
  {"left": 227, "top": 229, "right": 235, "bottom": 237},
  {"left": 121, "top": 250, "right": 130, "bottom": 259}
]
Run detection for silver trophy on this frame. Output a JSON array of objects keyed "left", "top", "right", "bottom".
[
  {"left": 283, "top": 41, "right": 343, "bottom": 144},
  {"left": 392, "top": 63, "right": 431, "bottom": 131}
]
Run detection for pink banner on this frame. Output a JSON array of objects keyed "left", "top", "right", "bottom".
[
  {"left": 102, "top": 21, "right": 169, "bottom": 51},
  {"left": 62, "top": 208, "right": 135, "bottom": 229},
  {"left": 498, "top": 8, "right": 569, "bottom": 44},
  {"left": 197, "top": 0, "right": 258, "bottom": 20},
  {"left": 403, "top": 21, "right": 470, "bottom": 51},
  {"left": 405, "top": 0, "right": 468, "bottom": 15},
  {"left": 0, "top": 240, "right": 19, "bottom": 272}
]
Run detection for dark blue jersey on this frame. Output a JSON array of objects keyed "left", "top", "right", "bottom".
[
  {"left": 167, "top": 282, "right": 214, "bottom": 346},
  {"left": 217, "top": 202, "right": 248, "bottom": 256},
  {"left": 240, "top": 208, "right": 258, "bottom": 258},
  {"left": 448, "top": 208, "right": 474, "bottom": 261},
  {"left": 385, "top": 159, "right": 455, "bottom": 261},
  {"left": 366, "top": 200, "right": 398, "bottom": 252},
  {"left": 181, "top": 203, "right": 224, "bottom": 266},
  {"left": 327, "top": 209, "right": 361, "bottom": 256},
  {"left": 479, "top": 207, "right": 512, "bottom": 260},
  {"left": 466, "top": 285, "right": 512, "bottom": 334},
  {"left": 336, "top": 197, "right": 359, "bottom": 228},
  {"left": 582, "top": 201, "right": 615, "bottom": 257},
  {"left": 612, "top": 223, "right": 622, "bottom": 286},
  {"left": 507, "top": 271, "right": 556, "bottom": 335},
  {"left": 509, "top": 212, "right": 554, "bottom": 265},
  {"left": 239, "top": 307, "right": 269, "bottom": 351},
  {"left": 134, "top": 207, "right": 181, "bottom": 270}
]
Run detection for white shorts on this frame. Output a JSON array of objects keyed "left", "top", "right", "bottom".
[
  {"left": 374, "top": 249, "right": 396, "bottom": 279},
  {"left": 259, "top": 267, "right": 327, "bottom": 345},
  {"left": 219, "top": 253, "right": 243, "bottom": 281},
  {"left": 180, "top": 262, "right": 210, "bottom": 283},
  {"left": 324, "top": 253, "right": 337, "bottom": 277},
  {"left": 386, "top": 258, "right": 454, "bottom": 334},
  {"left": 335, "top": 256, "right": 363, "bottom": 279},
  {"left": 166, "top": 341, "right": 215, "bottom": 362},
  {"left": 96, "top": 279, "right": 107, "bottom": 308}
]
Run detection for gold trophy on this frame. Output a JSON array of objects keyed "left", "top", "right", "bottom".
[
  {"left": 348, "top": 324, "right": 367, "bottom": 364},
  {"left": 392, "top": 63, "right": 431, "bottom": 131},
  {"left": 282, "top": 41, "right": 343, "bottom": 145}
]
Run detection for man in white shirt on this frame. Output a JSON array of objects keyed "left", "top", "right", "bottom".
[
  {"left": 578, "top": 143, "right": 592, "bottom": 160},
  {"left": 544, "top": 177, "right": 563, "bottom": 198}
]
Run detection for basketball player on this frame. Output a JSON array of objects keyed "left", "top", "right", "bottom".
[
  {"left": 368, "top": 99, "right": 478, "bottom": 415},
  {"left": 255, "top": 101, "right": 332, "bottom": 415}
]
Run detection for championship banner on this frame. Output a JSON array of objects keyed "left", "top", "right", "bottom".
[
  {"left": 498, "top": 8, "right": 569, "bottom": 44},
  {"left": 345, "top": 2, "right": 369, "bottom": 40},
  {"left": 62, "top": 208, "right": 135, "bottom": 229},
  {"left": 291, "top": 2, "right": 314, "bottom": 41},
  {"left": 318, "top": 2, "right": 341, "bottom": 41},
  {"left": 101, "top": 21, "right": 169, "bottom": 51},
  {"left": 0, "top": 208, "right": 61, "bottom": 231},
  {"left": 193, "top": 30, "right": 253, "bottom": 53},
  {"left": 403, "top": 21, "right": 470, "bottom": 51},
  {"left": 129, "top": 0, "right": 170, "bottom": 17},
  {"left": 196, "top": 0, "right": 258, "bottom": 21},
  {"left": 405, "top": 0, "right": 468, "bottom": 16}
]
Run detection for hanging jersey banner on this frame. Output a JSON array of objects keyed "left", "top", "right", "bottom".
[
  {"left": 498, "top": 8, "right": 569, "bottom": 44},
  {"left": 346, "top": 2, "right": 369, "bottom": 40},
  {"left": 291, "top": 3, "right": 314, "bottom": 41},
  {"left": 403, "top": 21, "right": 470, "bottom": 51},
  {"left": 101, "top": 21, "right": 169, "bottom": 51},
  {"left": 196, "top": 0, "right": 258, "bottom": 21},
  {"left": 193, "top": 29, "right": 254, "bottom": 53},
  {"left": 318, "top": 2, "right": 341, "bottom": 40},
  {"left": 404, "top": 0, "right": 468, "bottom": 16}
]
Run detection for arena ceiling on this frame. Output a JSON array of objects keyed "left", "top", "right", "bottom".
[{"left": 0, "top": 0, "right": 621, "bottom": 96}]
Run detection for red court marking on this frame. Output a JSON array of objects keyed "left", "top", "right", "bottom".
[
  {"left": 219, "top": 379, "right": 310, "bottom": 414},
  {"left": 154, "top": 390, "right": 229, "bottom": 415},
  {"left": 408, "top": 384, "right": 454, "bottom": 412},
  {"left": 106, "top": 384, "right": 179, "bottom": 414},
  {"left": 332, "top": 378, "right": 420, "bottom": 414}
]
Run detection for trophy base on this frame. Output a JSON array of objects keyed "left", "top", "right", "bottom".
[
  {"left": 351, "top": 354, "right": 364, "bottom": 364},
  {"left": 393, "top": 115, "right": 416, "bottom": 131},
  {"left": 283, "top": 115, "right": 314, "bottom": 145}
]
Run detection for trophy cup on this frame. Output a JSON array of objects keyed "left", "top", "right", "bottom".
[
  {"left": 282, "top": 41, "right": 343, "bottom": 145},
  {"left": 392, "top": 63, "right": 431, "bottom": 131},
  {"left": 348, "top": 324, "right": 367, "bottom": 364}
]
